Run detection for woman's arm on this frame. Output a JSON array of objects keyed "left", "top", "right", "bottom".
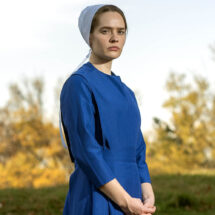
[
  {"left": 136, "top": 129, "right": 151, "bottom": 184},
  {"left": 99, "top": 179, "right": 156, "bottom": 215},
  {"left": 60, "top": 74, "right": 116, "bottom": 189},
  {"left": 135, "top": 127, "right": 156, "bottom": 207},
  {"left": 141, "top": 182, "right": 155, "bottom": 206},
  {"left": 98, "top": 178, "right": 131, "bottom": 208}
]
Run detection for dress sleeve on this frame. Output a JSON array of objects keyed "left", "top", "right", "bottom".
[
  {"left": 136, "top": 129, "right": 151, "bottom": 184},
  {"left": 60, "top": 74, "right": 116, "bottom": 189}
]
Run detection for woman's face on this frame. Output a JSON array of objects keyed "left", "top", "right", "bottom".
[{"left": 89, "top": 11, "right": 126, "bottom": 61}]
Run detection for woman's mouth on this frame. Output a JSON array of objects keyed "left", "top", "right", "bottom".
[{"left": 108, "top": 46, "right": 120, "bottom": 51}]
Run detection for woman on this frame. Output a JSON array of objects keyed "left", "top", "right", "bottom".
[{"left": 60, "top": 4, "right": 156, "bottom": 215}]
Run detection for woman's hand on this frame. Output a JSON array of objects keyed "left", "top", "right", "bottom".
[
  {"left": 141, "top": 201, "right": 156, "bottom": 215},
  {"left": 141, "top": 182, "right": 156, "bottom": 214},
  {"left": 120, "top": 196, "right": 156, "bottom": 215},
  {"left": 142, "top": 197, "right": 155, "bottom": 208}
]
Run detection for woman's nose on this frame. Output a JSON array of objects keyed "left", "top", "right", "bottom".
[{"left": 110, "top": 32, "right": 119, "bottom": 42}]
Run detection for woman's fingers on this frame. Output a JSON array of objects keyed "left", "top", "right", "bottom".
[{"left": 143, "top": 204, "right": 156, "bottom": 214}]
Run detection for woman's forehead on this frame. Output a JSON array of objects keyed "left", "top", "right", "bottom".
[{"left": 96, "top": 12, "right": 125, "bottom": 28}]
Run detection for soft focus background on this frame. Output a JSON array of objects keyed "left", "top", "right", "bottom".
[{"left": 0, "top": 0, "right": 215, "bottom": 214}]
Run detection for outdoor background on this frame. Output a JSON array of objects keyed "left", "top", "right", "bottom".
[{"left": 0, "top": 0, "right": 215, "bottom": 214}]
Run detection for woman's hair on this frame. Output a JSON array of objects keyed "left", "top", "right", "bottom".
[{"left": 90, "top": 4, "right": 128, "bottom": 34}]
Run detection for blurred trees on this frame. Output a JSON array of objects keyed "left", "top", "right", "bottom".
[
  {"left": 149, "top": 72, "right": 215, "bottom": 172},
  {"left": 1, "top": 45, "right": 215, "bottom": 187},
  {"left": 0, "top": 76, "right": 72, "bottom": 188}
]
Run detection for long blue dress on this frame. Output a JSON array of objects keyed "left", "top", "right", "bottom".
[{"left": 60, "top": 61, "right": 151, "bottom": 215}]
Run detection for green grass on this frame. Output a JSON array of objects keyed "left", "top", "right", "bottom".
[
  {"left": 0, "top": 174, "right": 214, "bottom": 215},
  {"left": 152, "top": 174, "right": 215, "bottom": 215},
  {"left": 0, "top": 184, "right": 67, "bottom": 215}
]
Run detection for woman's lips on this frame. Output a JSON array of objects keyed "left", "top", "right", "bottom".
[{"left": 108, "top": 47, "right": 119, "bottom": 51}]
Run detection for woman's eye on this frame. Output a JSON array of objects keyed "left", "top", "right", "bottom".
[
  {"left": 101, "top": 30, "right": 108, "bottom": 34},
  {"left": 101, "top": 30, "right": 125, "bottom": 35},
  {"left": 119, "top": 31, "right": 125, "bottom": 34}
]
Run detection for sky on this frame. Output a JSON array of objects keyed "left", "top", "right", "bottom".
[{"left": 0, "top": 0, "right": 215, "bottom": 134}]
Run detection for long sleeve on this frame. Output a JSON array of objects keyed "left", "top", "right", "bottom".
[
  {"left": 136, "top": 128, "right": 151, "bottom": 184},
  {"left": 60, "top": 74, "right": 116, "bottom": 189}
]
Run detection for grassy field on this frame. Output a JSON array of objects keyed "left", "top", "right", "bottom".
[{"left": 0, "top": 174, "right": 214, "bottom": 215}]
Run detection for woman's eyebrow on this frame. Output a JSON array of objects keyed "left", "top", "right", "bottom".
[{"left": 100, "top": 26, "right": 125, "bottom": 30}]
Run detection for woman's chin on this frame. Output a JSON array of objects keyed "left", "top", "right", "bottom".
[{"left": 105, "top": 52, "right": 121, "bottom": 60}]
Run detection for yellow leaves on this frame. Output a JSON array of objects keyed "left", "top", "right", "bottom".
[
  {"left": 0, "top": 115, "right": 70, "bottom": 189},
  {"left": 33, "top": 168, "right": 67, "bottom": 188},
  {"left": 0, "top": 152, "right": 36, "bottom": 188},
  {"left": 183, "top": 91, "right": 198, "bottom": 105},
  {"left": 0, "top": 76, "right": 74, "bottom": 189},
  {"left": 151, "top": 72, "right": 215, "bottom": 173},
  {"left": 0, "top": 151, "right": 68, "bottom": 189},
  {"left": 162, "top": 95, "right": 179, "bottom": 109}
]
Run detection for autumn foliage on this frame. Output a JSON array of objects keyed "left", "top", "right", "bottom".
[
  {"left": 0, "top": 77, "right": 72, "bottom": 188},
  {"left": 0, "top": 71, "right": 215, "bottom": 188}
]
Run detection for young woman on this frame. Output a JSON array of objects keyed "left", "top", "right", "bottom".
[{"left": 60, "top": 4, "right": 156, "bottom": 215}]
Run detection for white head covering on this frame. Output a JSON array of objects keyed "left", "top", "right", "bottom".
[
  {"left": 79, "top": 4, "right": 106, "bottom": 47},
  {"left": 59, "top": 4, "right": 107, "bottom": 149}
]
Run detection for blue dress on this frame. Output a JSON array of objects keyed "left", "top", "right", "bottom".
[{"left": 60, "top": 61, "right": 151, "bottom": 215}]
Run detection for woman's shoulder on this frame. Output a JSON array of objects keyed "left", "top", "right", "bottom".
[
  {"left": 60, "top": 69, "right": 93, "bottom": 103},
  {"left": 66, "top": 72, "right": 89, "bottom": 87},
  {"left": 122, "top": 82, "right": 135, "bottom": 96},
  {"left": 61, "top": 74, "right": 90, "bottom": 94},
  {"left": 61, "top": 62, "right": 92, "bottom": 87}
]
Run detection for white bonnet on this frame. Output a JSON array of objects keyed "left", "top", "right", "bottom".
[
  {"left": 78, "top": 4, "right": 106, "bottom": 47},
  {"left": 71, "top": 4, "right": 107, "bottom": 72}
]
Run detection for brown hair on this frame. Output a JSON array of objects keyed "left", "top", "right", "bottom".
[{"left": 90, "top": 4, "right": 128, "bottom": 34}]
